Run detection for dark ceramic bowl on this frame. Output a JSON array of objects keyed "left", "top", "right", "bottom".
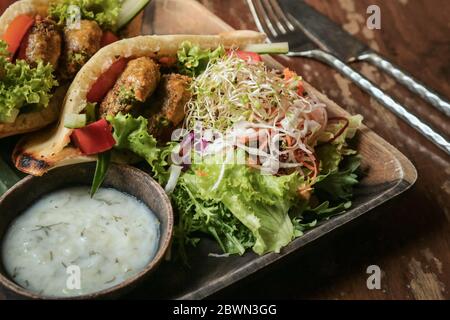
[{"left": 0, "top": 163, "right": 173, "bottom": 300}]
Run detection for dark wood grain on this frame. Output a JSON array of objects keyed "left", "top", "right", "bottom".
[{"left": 197, "top": 0, "right": 450, "bottom": 300}]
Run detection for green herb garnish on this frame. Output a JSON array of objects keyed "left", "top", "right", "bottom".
[{"left": 90, "top": 151, "right": 111, "bottom": 197}]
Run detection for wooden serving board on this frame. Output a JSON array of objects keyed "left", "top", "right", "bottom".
[
  {"left": 126, "top": 0, "right": 417, "bottom": 299},
  {"left": 0, "top": 0, "right": 417, "bottom": 300}
]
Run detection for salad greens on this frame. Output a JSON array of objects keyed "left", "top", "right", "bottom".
[
  {"left": 178, "top": 150, "right": 302, "bottom": 255},
  {"left": 49, "top": 0, "right": 122, "bottom": 31},
  {"left": 173, "top": 180, "right": 255, "bottom": 258},
  {"left": 107, "top": 112, "right": 177, "bottom": 185},
  {"left": 107, "top": 112, "right": 160, "bottom": 170},
  {"left": 315, "top": 154, "right": 361, "bottom": 202},
  {"left": 177, "top": 41, "right": 225, "bottom": 77},
  {"left": 102, "top": 43, "right": 363, "bottom": 259},
  {"left": 105, "top": 113, "right": 362, "bottom": 258},
  {"left": 90, "top": 151, "right": 111, "bottom": 197},
  {"left": 0, "top": 41, "right": 58, "bottom": 123},
  {"left": 171, "top": 116, "right": 362, "bottom": 257}
]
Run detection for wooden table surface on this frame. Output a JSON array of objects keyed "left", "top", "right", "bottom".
[{"left": 0, "top": 0, "right": 449, "bottom": 300}]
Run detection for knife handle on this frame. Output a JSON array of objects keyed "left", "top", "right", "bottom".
[
  {"left": 288, "top": 50, "right": 450, "bottom": 155},
  {"left": 357, "top": 52, "right": 450, "bottom": 117}
]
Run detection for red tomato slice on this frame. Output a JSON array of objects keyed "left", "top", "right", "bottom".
[
  {"left": 101, "top": 31, "right": 119, "bottom": 47},
  {"left": 2, "top": 15, "right": 34, "bottom": 56},
  {"left": 87, "top": 57, "right": 129, "bottom": 103},
  {"left": 71, "top": 119, "right": 116, "bottom": 155},
  {"left": 297, "top": 82, "right": 305, "bottom": 96},
  {"left": 158, "top": 56, "right": 178, "bottom": 67},
  {"left": 231, "top": 50, "right": 262, "bottom": 62}
]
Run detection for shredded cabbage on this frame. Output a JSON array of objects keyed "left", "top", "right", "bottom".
[{"left": 184, "top": 53, "right": 328, "bottom": 177}]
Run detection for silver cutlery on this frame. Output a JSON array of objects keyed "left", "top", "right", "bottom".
[
  {"left": 279, "top": 0, "right": 450, "bottom": 117},
  {"left": 247, "top": 0, "right": 450, "bottom": 155}
]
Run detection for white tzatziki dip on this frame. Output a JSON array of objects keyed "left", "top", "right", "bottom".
[{"left": 1, "top": 186, "right": 160, "bottom": 297}]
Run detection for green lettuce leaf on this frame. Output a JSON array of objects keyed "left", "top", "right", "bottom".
[
  {"left": 172, "top": 181, "right": 255, "bottom": 260},
  {"left": 315, "top": 155, "right": 361, "bottom": 202},
  {"left": 153, "top": 142, "right": 179, "bottom": 185},
  {"left": 292, "top": 201, "right": 351, "bottom": 236},
  {"left": 177, "top": 41, "right": 225, "bottom": 77},
  {"left": 107, "top": 113, "right": 179, "bottom": 185},
  {"left": 0, "top": 41, "right": 58, "bottom": 123},
  {"left": 107, "top": 113, "right": 160, "bottom": 167},
  {"left": 317, "top": 115, "right": 362, "bottom": 174},
  {"left": 179, "top": 150, "right": 303, "bottom": 255},
  {"left": 293, "top": 114, "right": 362, "bottom": 238},
  {"left": 291, "top": 155, "right": 360, "bottom": 237},
  {"left": 49, "top": 0, "right": 122, "bottom": 31},
  {"left": 314, "top": 115, "right": 362, "bottom": 202}
]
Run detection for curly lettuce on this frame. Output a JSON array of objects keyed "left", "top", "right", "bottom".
[
  {"left": 107, "top": 112, "right": 160, "bottom": 166},
  {"left": 104, "top": 94, "right": 363, "bottom": 259},
  {"left": 105, "top": 113, "right": 363, "bottom": 258},
  {"left": 49, "top": 0, "right": 122, "bottom": 31},
  {"left": 174, "top": 150, "right": 359, "bottom": 257},
  {"left": 177, "top": 41, "right": 225, "bottom": 77},
  {"left": 0, "top": 41, "right": 58, "bottom": 123},
  {"left": 317, "top": 115, "right": 363, "bottom": 173},
  {"left": 177, "top": 150, "right": 303, "bottom": 256},
  {"left": 289, "top": 115, "right": 363, "bottom": 235},
  {"left": 292, "top": 155, "right": 360, "bottom": 236},
  {"left": 315, "top": 155, "right": 360, "bottom": 202},
  {"left": 172, "top": 181, "right": 255, "bottom": 259},
  {"left": 107, "top": 113, "right": 180, "bottom": 185}
]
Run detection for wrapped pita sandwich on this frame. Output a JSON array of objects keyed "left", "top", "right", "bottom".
[
  {"left": 13, "top": 30, "right": 266, "bottom": 175},
  {"left": 0, "top": 0, "right": 149, "bottom": 138}
]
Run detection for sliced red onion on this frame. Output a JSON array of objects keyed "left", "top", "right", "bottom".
[{"left": 165, "top": 165, "right": 183, "bottom": 194}]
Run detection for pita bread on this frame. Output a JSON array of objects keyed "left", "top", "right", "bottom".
[
  {"left": 0, "top": 0, "right": 145, "bottom": 139},
  {"left": 0, "top": 0, "right": 62, "bottom": 139},
  {"left": 13, "top": 31, "right": 266, "bottom": 175}
]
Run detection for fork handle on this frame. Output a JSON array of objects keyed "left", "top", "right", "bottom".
[
  {"left": 356, "top": 52, "right": 450, "bottom": 117},
  {"left": 287, "top": 50, "right": 450, "bottom": 155}
]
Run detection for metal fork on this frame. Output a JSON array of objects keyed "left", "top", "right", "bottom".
[{"left": 247, "top": 0, "right": 450, "bottom": 155}]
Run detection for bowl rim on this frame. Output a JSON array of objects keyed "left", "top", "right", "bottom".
[{"left": 0, "top": 163, "right": 174, "bottom": 300}]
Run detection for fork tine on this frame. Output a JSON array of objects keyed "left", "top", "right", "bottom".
[
  {"left": 284, "top": 11, "right": 326, "bottom": 51},
  {"left": 246, "top": 0, "right": 266, "bottom": 34},
  {"left": 268, "top": 0, "right": 295, "bottom": 32},
  {"left": 261, "top": 0, "right": 287, "bottom": 35},
  {"left": 247, "top": 0, "right": 278, "bottom": 38}
]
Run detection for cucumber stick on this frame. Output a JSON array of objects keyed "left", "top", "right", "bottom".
[
  {"left": 243, "top": 42, "right": 290, "bottom": 54},
  {"left": 117, "top": 0, "right": 151, "bottom": 30},
  {"left": 64, "top": 114, "right": 87, "bottom": 129},
  {"left": 0, "top": 158, "right": 19, "bottom": 196}
]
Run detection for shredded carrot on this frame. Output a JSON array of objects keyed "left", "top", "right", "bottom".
[
  {"left": 294, "top": 150, "right": 319, "bottom": 180},
  {"left": 283, "top": 68, "right": 296, "bottom": 80},
  {"left": 285, "top": 135, "right": 294, "bottom": 147},
  {"left": 195, "top": 170, "right": 208, "bottom": 177}
]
